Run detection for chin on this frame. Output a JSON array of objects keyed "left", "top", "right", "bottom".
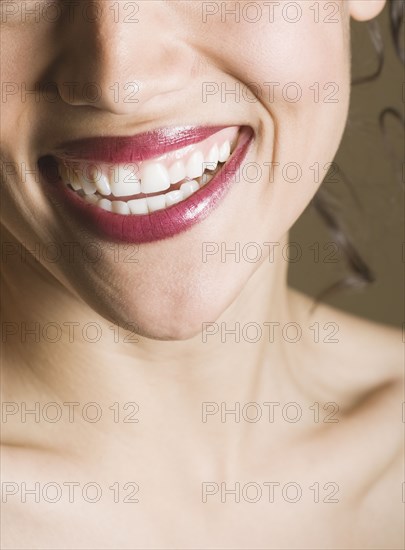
[
  {"left": 86, "top": 283, "right": 233, "bottom": 343},
  {"left": 139, "top": 322, "right": 208, "bottom": 342},
  {"left": 110, "top": 308, "right": 219, "bottom": 342}
]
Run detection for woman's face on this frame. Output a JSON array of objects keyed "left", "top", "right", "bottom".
[{"left": 0, "top": 0, "right": 385, "bottom": 339}]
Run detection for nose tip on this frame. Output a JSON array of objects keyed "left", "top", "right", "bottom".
[{"left": 53, "top": 1, "right": 194, "bottom": 115}]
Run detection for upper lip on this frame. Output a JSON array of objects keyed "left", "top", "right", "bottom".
[{"left": 52, "top": 126, "right": 231, "bottom": 164}]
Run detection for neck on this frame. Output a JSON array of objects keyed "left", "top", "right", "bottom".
[{"left": 1, "top": 230, "right": 319, "bottom": 456}]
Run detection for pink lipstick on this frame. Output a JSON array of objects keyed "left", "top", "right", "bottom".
[{"left": 39, "top": 125, "right": 254, "bottom": 244}]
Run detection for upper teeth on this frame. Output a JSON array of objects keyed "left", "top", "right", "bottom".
[
  {"left": 61, "top": 141, "right": 228, "bottom": 197},
  {"left": 57, "top": 127, "right": 240, "bottom": 214},
  {"left": 139, "top": 162, "right": 170, "bottom": 194}
]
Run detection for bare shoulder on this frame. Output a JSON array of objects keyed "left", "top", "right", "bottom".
[
  {"left": 289, "top": 289, "right": 403, "bottom": 547},
  {"left": 289, "top": 287, "right": 404, "bottom": 384},
  {"left": 288, "top": 287, "right": 403, "bottom": 448}
]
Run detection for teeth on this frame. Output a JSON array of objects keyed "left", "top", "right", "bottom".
[
  {"left": 205, "top": 144, "right": 219, "bottom": 171},
  {"left": 70, "top": 175, "right": 82, "bottom": 192},
  {"left": 110, "top": 165, "right": 141, "bottom": 197},
  {"left": 147, "top": 195, "right": 166, "bottom": 213},
  {"left": 128, "top": 198, "right": 148, "bottom": 215},
  {"left": 60, "top": 128, "right": 240, "bottom": 216},
  {"left": 200, "top": 172, "right": 212, "bottom": 186},
  {"left": 81, "top": 177, "right": 97, "bottom": 195},
  {"left": 94, "top": 172, "right": 112, "bottom": 196},
  {"left": 63, "top": 164, "right": 82, "bottom": 191},
  {"left": 165, "top": 190, "right": 184, "bottom": 207},
  {"left": 168, "top": 161, "right": 186, "bottom": 185},
  {"left": 218, "top": 141, "right": 231, "bottom": 163},
  {"left": 112, "top": 201, "right": 131, "bottom": 215},
  {"left": 140, "top": 163, "right": 170, "bottom": 194},
  {"left": 180, "top": 180, "right": 199, "bottom": 199},
  {"left": 98, "top": 198, "right": 112, "bottom": 212},
  {"left": 84, "top": 193, "right": 98, "bottom": 204},
  {"left": 186, "top": 151, "right": 205, "bottom": 179}
]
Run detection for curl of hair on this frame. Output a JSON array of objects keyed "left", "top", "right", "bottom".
[{"left": 311, "top": 1, "right": 404, "bottom": 302}]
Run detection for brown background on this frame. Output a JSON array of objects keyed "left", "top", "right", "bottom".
[{"left": 289, "top": 6, "right": 404, "bottom": 327}]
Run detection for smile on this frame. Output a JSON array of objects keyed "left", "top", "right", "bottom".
[{"left": 39, "top": 125, "right": 254, "bottom": 244}]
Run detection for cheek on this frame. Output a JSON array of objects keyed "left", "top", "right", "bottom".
[
  {"left": 0, "top": 23, "right": 57, "bottom": 136},
  {"left": 198, "top": 0, "right": 351, "bottom": 225},
  {"left": 0, "top": 24, "right": 63, "bottom": 241},
  {"left": 200, "top": 1, "right": 350, "bottom": 96}
]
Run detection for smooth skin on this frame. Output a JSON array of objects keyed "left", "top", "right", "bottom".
[{"left": 0, "top": 1, "right": 403, "bottom": 548}]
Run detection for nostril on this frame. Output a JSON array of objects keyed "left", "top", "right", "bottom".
[{"left": 39, "top": 81, "right": 60, "bottom": 103}]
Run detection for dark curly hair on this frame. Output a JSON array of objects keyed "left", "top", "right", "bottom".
[{"left": 312, "top": 0, "right": 404, "bottom": 302}]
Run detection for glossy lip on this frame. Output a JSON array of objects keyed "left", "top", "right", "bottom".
[
  {"left": 53, "top": 126, "right": 228, "bottom": 163},
  {"left": 39, "top": 126, "right": 254, "bottom": 244}
]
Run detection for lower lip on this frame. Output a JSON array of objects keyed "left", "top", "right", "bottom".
[{"left": 39, "top": 126, "right": 254, "bottom": 244}]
